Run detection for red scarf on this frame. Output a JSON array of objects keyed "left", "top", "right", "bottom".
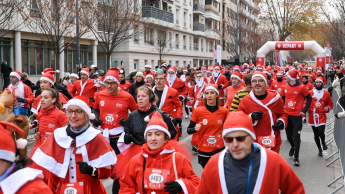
[
  {"left": 138, "top": 105, "right": 152, "bottom": 112},
  {"left": 141, "top": 141, "right": 173, "bottom": 158}
]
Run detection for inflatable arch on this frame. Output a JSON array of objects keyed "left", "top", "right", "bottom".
[{"left": 256, "top": 41, "right": 326, "bottom": 68}]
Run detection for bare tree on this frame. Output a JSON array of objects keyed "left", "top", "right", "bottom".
[
  {"left": 20, "top": 0, "right": 93, "bottom": 71},
  {"left": 215, "top": 13, "right": 236, "bottom": 58},
  {"left": 0, "top": 0, "right": 24, "bottom": 37},
  {"left": 152, "top": 27, "right": 174, "bottom": 65},
  {"left": 88, "top": 0, "right": 143, "bottom": 68}
]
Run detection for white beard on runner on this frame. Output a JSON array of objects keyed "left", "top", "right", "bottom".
[
  {"left": 196, "top": 78, "right": 204, "bottom": 87},
  {"left": 167, "top": 74, "right": 176, "bottom": 87}
]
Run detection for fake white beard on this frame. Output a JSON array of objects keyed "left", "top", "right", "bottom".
[
  {"left": 167, "top": 74, "right": 176, "bottom": 83},
  {"left": 196, "top": 79, "right": 204, "bottom": 87},
  {"left": 213, "top": 70, "right": 220, "bottom": 77}
]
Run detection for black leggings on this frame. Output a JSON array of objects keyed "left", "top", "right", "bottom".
[
  {"left": 311, "top": 125, "right": 326, "bottom": 149},
  {"left": 183, "top": 98, "right": 192, "bottom": 115}
]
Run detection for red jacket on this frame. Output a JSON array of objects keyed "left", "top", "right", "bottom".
[
  {"left": 270, "top": 80, "right": 286, "bottom": 96},
  {"left": 144, "top": 71, "right": 155, "bottom": 78},
  {"left": 153, "top": 85, "right": 183, "bottom": 119},
  {"left": 308, "top": 89, "right": 333, "bottom": 127},
  {"left": 166, "top": 77, "right": 188, "bottom": 99},
  {"left": 66, "top": 84, "right": 74, "bottom": 96},
  {"left": 189, "top": 84, "right": 206, "bottom": 111},
  {"left": 69, "top": 79, "right": 97, "bottom": 105},
  {"left": 210, "top": 75, "right": 229, "bottom": 98},
  {"left": 119, "top": 81, "right": 132, "bottom": 92},
  {"left": 7, "top": 82, "right": 35, "bottom": 109}
]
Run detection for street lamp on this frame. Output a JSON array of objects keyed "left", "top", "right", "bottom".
[
  {"left": 76, "top": 0, "right": 81, "bottom": 69},
  {"left": 235, "top": 0, "right": 241, "bottom": 65}
]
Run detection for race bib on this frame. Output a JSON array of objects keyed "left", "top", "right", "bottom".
[
  {"left": 314, "top": 101, "right": 324, "bottom": 109},
  {"left": 202, "top": 134, "right": 223, "bottom": 148},
  {"left": 60, "top": 182, "right": 84, "bottom": 194},
  {"left": 144, "top": 168, "right": 170, "bottom": 190},
  {"left": 197, "top": 93, "right": 202, "bottom": 98},
  {"left": 257, "top": 136, "right": 276, "bottom": 148},
  {"left": 286, "top": 101, "right": 296, "bottom": 109}
]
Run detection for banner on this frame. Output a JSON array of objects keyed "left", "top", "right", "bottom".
[
  {"left": 275, "top": 42, "right": 304, "bottom": 50},
  {"left": 257, "top": 57, "right": 265, "bottom": 66},
  {"left": 316, "top": 57, "right": 325, "bottom": 68},
  {"left": 217, "top": 45, "right": 222, "bottom": 65}
]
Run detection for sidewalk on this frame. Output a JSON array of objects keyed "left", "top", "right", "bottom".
[{"left": 280, "top": 116, "right": 344, "bottom": 194}]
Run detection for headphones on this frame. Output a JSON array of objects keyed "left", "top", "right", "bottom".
[{"left": 135, "top": 86, "right": 155, "bottom": 103}]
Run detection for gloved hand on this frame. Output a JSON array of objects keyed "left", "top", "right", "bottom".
[
  {"left": 217, "top": 84, "right": 223, "bottom": 89},
  {"left": 272, "top": 120, "right": 284, "bottom": 131},
  {"left": 124, "top": 133, "right": 133, "bottom": 144},
  {"left": 120, "top": 119, "right": 127, "bottom": 126},
  {"left": 335, "top": 113, "right": 339, "bottom": 119},
  {"left": 17, "top": 98, "right": 27, "bottom": 103},
  {"left": 178, "top": 96, "right": 184, "bottom": 101},
  {"left": 76, "top": 161, "right": 96, "bottom": 176},
  {"left": 91, "top": 118, "right": 102, "bottom": 128},
  {"left": 172, "top": 117, "right": 182, "bottom": 126},
  {"left": 251, "top": 111, "right": 263, "bottom": 122},
  {"left": 164, "top": 181, "right": 182, "bottom": 194}
]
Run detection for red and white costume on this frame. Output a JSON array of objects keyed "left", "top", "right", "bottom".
[
  {"left": 166, "top": 67, "right": 188, "bottom": 99},
  {"left": 31, "top": 92, "right": 69, "bottom": 115},
  {"left": 7, "top": 72, "right": 35, "bottom": 109},
  {"left": 31, "top": 126, "right": 117, "bottom": 194},
  {"left": 69, "top": 68, "right": 97, "bottom": 107},
  {"left": 308, "top": 88, "right": 333, "bottom": 127},
  {"left": 185, "top": 81, "right": 194, "bottom": 109},
  {"left": 196, "top": 145, "right": 305, "bottom": 194},
  {"left": 67, "top": 73, "right": 79, "bottom": 96},
  {"left": 189, "top": 83, "right": 206, "bottom": 111},
  {"left": 153, "top": 85, "right": 183, "bottom": 119},
  {"left": 119, "top": 81, "right": 132, "bottom": 92},
  {"left": 210, "top": 71, "right": 229, "bottom": 106}
]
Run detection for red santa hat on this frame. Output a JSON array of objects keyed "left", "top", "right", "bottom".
[
  {"left": 233, "top": 65, "right": 240, "bottom": 71},
  {"left": 80, "top": 68, "right": 90, "bottom": 76},
  {"left": 144, "top": 111, "right": 171, "bottom": 139},
  {"left": 93, "top": 78, "right": 105, "bottom": 87},
  {"left": 40, "top": 71, "right": 58, "bottom": 85},
  {"left": 334, "top": 66, "right": 338, "bottom": 70},
  {"left": 256, "top": 65, "right": 263, "bottom": 70},
  {"left": 202, "top": 67, "right": 207, "bottom": 72},
  {"left": 249, "top": 63, "right": 254, "bottom": 68},
  {"left": 204, "top": 84, "right": 219, "bottom": 95},
  {"left": 286, "top": 70, "right": 298, "bottom": 80},
  {"left": 276, "top": 70, "right": 283, "bottom": 76},
  {"left": 299, "top": 64, "right": 305, "bottom": 70},
  {"left": 183, "top": 68, "right": 188, "bottom": 72},
  {"left": 0, "top": 121, "right": 27, "bottom": 162},
  {"left": 243, "top": 63, "right": 249, "bottom": 67},
  {"left": 231, "top": 71, "right": 242, "bottom": 81},
  {"left": 307, "top": 66, "right": 313, "bottom": 70},
  {"left": 168, "top": 66, "right": 177, "bottom": 74},
  {"left": 274, "top": 65, "right": 279, "bottom": 70},
  {"left": 317, "top": 68, "right": 322, "bottom": 73},
  {"left": 66, "top": 96, "right": 95, "bottom": 120},
  {"left": 315, "top": 77, "right": 324, "bottom": 83},
  {"left": 267, "top": 66, "right": 273, "bottom": 71},
  {"left": 70, "top": 73, "right": 79, "bottom": 79},
  {"left": 144, "top": 64, "right": 152, "bottom": 69},
  {"left": 251, "top": 72, "right": 268, "bottom": 86},
  {"left": 222, "top": 111, "right": 256, "bottom": 140},
  {"left": 214, "top": 65, "right": 220, "bottom": 70},
  {"left": 208, "top": 66, "right": 214, "bottom": 72},
  {"left": 145, "top": 74, "right": 154, "bottom": 81},
  {"left": 104, "top": 67, "right": 120, "bottom": 84},
  {"left": 9, "top": 70, "right": 21, "bottom": 80}
]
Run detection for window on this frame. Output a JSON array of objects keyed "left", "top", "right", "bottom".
[
  {"left": 30, "top": 0, "right": 40, "bottom": 17},
  {"left": 189, "top": 37, "right": 192, "bottom": 50},
  {"left": 144, "top": 28, "right": 153, "bottom": 45},
  {"left": 201, "top": 39, "right": 203, "bottom": 52},
  {"left": 158, "top": 30, "right": 166, "bottom": 46},
  {"left": 176, "top": 9, "right": 180, "bottom": 25},
  {"left": 193, "top": 38, "right": 198, "bottom": 51},
  {"left": 169, "top": 32, "right": 172, "bottom": 48},
  {"left": 133, "top": 26, "right": 139, "bottom": 43},
  {"left": 184, "top": 12, "right": 187, "bottom": 27},
  {"left": 175, "top": 34, "right": 179, "bottom": 49},
  {"left": 183, "top": 36, "right": 186, "bottom": 50},
  {"left": 134, "top": 60, "right": 138, "bottom": 70}
]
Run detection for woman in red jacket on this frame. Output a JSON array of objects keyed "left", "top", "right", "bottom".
[
  {"left": 187, "top": 84, "right": 228, "bottom": 168},
  {"left": 224, "top": 71, "right": 244, "bottom": 109},
  {"left": 120, "top": 111, "right": 199, "bottom": 194}
]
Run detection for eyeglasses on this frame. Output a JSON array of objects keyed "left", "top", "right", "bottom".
[
  {"left": 66, "top": 109, "right": 84, "bottom": 116},
  {"left": 105, "top": 82, "right": 116, "bottom": 86},
  {"left": 224, "top": 134, "right": 250, "bottom": 143},
  {"left": 251, "top": 79, "right": 265, "bottom": 84}
]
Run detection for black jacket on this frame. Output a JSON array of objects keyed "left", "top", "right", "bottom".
[
  {"left": 35, "top": 82, "right": 73, "bottom": 99},
  {"left": 124, "top": 106, "right": 177, "bottom": 145},
  {"left": 129, "top": 80, "right": 145, "bottom": 99},
  {"left": 22, "top": 79, "right": 40, "bottom": 92},
  {"left": 1, "top": 63, "right": 12, "bottom": 77}
]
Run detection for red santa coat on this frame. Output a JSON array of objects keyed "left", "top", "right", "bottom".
[
  {"left": 304, "top": 82, "right": 314, "bottom": 91},
  {"left": 153, "top": 85, "right": 183, "bottom": 119},
  {"left": 270, "top": 80, "right": 286, "bottom": 96},
  {"left": 196, "top": 145, "right": 305, "bottom": 194},
  {"left": 166, "top": 77, "right": 188, "bottom": 99},
  {"left": 7, "top": 82, "right": 35, "bottom": 108},
  {"left": 0, "top": 167, "right": 52, "bottom": 194},
  {"left": 119, "top": 144, "right": 199, "bottom": 194},
  {"left": 31, "top": 92, "right": 69, "bottom": 115},
  {"left": 189, "top": 84, "right": 206, "bottom": 111},
  {"left": 281, "top": 83, "right": 310, "bottom": 116},
  {"left": 119, "top": 81, "right": 132, "bottom": 92},
  {"left": 210, "top": 75, "right": 229, "bottom": 99},
  {"left": 144, "top": 71, "right": 155, "bottom": 78},
  {"left": 69, "top": 79, "right": 97, "bottom": 106},
  {"left": 308, "top": 89, "right": 333, "bottom": 127},
  {"left": 31, "top": 126, "right": 117, "bottom": 194},
  {"left": 66, "top": 84, "right": 74, "bottom": 96},
  {"left": 224, "top": 85, "right": 244, "bottom": 109},
  {"left": 185, "top": 82, "right": 194, "bottom": 108},
  {"left": 204, "top": 76, "right": 212, "bottom": 84},
  {"left": 94, "top": 89, "right": 137, "bottom": 138},
  {"left": 238, "top": 90, "right": 288, "bottom": 153}
]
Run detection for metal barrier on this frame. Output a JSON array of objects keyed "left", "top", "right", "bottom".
[{"left": 326, "top": 89, "right": 345, "bottom": 194}]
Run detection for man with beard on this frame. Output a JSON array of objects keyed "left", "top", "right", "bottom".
[
  {"left": 316, "top": 68, "right": 327, "bottom": 85},
  {"left": 69, "top": 68, "right": 97, "bottom": 106},
  {"left": 129, "top": 71, "right": 145, "bottom": 98},
  {"left": 143, "top": 64, "right": 155, "bottom": 78},
  {"left": 238, "top": 72, "right": 287, "bottom": 154},
  {"left": 66, "top": 73, "right": 79, "bottom": 96},
  {"left": 282, "top": 70, "right": 312, "bottom": 166},
  {"left": 166, "top": 66, "right": 188, "bottom": 101},
  {"left": 210, "top": 65, "right": 229, "bottom": 106},
  {"left": 204, "top": 67, "right": 213, "bottom": 84},
  {"left": 270, "top": 70, "right": 285, "bottom": 96},
  {"left": 118, "top": 72, "right": 132, "bottom": 92}
]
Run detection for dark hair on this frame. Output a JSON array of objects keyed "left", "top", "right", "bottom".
[
  {"left": 43, "top": 88, "right": 63, "bottom": 110},
  {"left": 244, "top": 73, "right": 252, "bottom": 86},
  {"left": 12, "top": 155, "right": 33, "bottom": 173}
]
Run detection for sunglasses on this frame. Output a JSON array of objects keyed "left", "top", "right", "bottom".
[{"left": 224, "top": 134, "right": 250, "bottom": 143}]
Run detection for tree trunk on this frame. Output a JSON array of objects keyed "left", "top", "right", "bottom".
[{"left": 106, "top": 52, "right": 111, "bottom": 69}]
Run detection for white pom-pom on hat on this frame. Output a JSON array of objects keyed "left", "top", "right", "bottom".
[
  {"left": 144, "top": 116, "right": 150, "bottom": 122},
  {"left": 56, "top": 69, "right": 60, "bottom": 73},
  {"left": 16, "top": 138, "right": 27, "bottom": 149}
]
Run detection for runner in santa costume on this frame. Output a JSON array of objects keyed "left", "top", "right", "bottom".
[
  {"left": 316, "top": 68, "right": 327, "bottom": 84},
  {"left": 143, "top": 64, "right": 155, "bottom": 78},
  {"left": 93, "top": 77, "right": 106, "bottom": 92},
  {"left": 153, "top": 71, "right": 183, "bottom": 137},
  {"left": 119, "top": 111, "right": 199, "bottom": 194},
  {"left": 301, "top": 75, "right": 314, "bottom": 123},
  {"left": 187, "top": 84, "right": 228, "bottom": 168},
  {"left": 31, "top": 71, "right": 69, "bottom": 115},
  {"left": 269, "top": 70, "right": 285, "bottom": 96},
  {"left": 238, "top": 72, "right": 287, "bottom": 153},
  {"left": 0, "top": 121, "right": 53, "bottom": 194},
  {"left": 308, "top": 77, "right": 333, "bottom": 156},
  {"left": 69, "top": 68, "right": 97, "bottom": 107},
  {"left": 180, "top": 68, "right": 188, "bottom": 82},
  {"left": 224, "top": 71, "right": 244, "bottom": 109},
  {"left": 118, "top": 72, "right": 132, "bottom": 92},
  {"left": 188, "top": 71, "right": 206, "bottom": 152},
  {"left": 281, "top": 70, "right": 312, "bottom": 166},
  {"left": 31, "top": 96, "right": 117, "bottom": 194},
  {"left": 93, "top": 68, "right": 137, "bottom": 154},
  {"left": 211, "top": 65, "right": 229, "bottom": 106},
  {"left": 185, "top": 74, "right": 194, "bottom": 119},
  {"left": 196, "top": 111, "right": 305, "bottom": 194},
  {"left": 204, "top": 67, "right": 213, "bottom": 84},
  {"left": 7, "top": 70, "right": 35, "bottom": 122},
  {"left": 166, "top": 66, "right": 188, "bottom": 101},
  {"left": 67, "top": 73, "right": 79, "bottom": 96}
]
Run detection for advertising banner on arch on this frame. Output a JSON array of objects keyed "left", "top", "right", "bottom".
[
  {"left": 316, "top": 57, "right": 325, "bottom": 68},
  {"left": 256, "top": 57, "right": 265, "bottom": 66},
  {"left": 275, "top": 42, "right": 304, "bottom": 50}
]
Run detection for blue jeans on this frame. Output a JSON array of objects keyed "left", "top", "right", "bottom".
[{"left": 13, "top": 105, "right": 28, "bottom": 117}]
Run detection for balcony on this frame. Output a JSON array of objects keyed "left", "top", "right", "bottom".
[
  {"left": 193, "top": 43, "right": 199, "bottom": 51},
  {"left": 240, "top": 8, "right": 250, "bottom": 18},
  {"left": 205, "top": 4, "right": 219, "bottom": 15},
  {"left": 142, "top": 6, "right": 174, "bottom": 23},
  {"left": 205, "top": 4, "right": 220, "bottom": 21},
  {"left": 193, "top": 22, "right": 205, "bottom": 32},
  {"left": 193, "top": 3, "right": 205, "bottom": 14},
  {"left": 205, "top": 29, "right": 219, "bottom": 39}
]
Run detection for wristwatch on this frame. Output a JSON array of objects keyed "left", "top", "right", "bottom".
[{"left": 91, "top": 167, "right": 97, "bottom": 177}]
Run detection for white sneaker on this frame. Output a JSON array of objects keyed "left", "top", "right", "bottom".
[{"left": 184, "top": 115, "right": 189, "bottom": 119}]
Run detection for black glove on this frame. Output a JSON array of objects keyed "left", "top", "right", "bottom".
[
  {"left": 120, "top": 119, "right": 127, "bottom": 126},
  {"left": 91, "top": 118, "right": 102, "bottom": 128},
  {"left": 172, "top": 117, "right": 182, "bottom": 126},
  {"left": 217, "top": 84, "right": 223, "bottom": 89},
  {"left": 251, "top": 111, "right": 263, "bottom": 122},
  {"left": 272, "top": 120, "right": 284, "bottom": 131},
  {"left": 76, "top": 161, "right": 96, "bottom": 177},
  {"left": 17, "top": 98, "right": 27, "bottom": 103},
  {"left": 164, "top": 181, "right": 182, "bottom": 194},
  {"left": 178, "top": 96, "right": 184, "bottom": 101},
  {"left": 124, "top": 133, "right": 133, "bottom": 144},
  {"left": 31, "top": 121, "right": 38, "bottom": 128},
  {"left": 335, "top": 113, "right": 339, "bottom": 119}
]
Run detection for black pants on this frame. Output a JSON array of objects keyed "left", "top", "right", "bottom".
[
  {"left": 311, "top": 125, "right": 326, "bottom": 149},
  {"left": 109, "top": 136, "right": 120, "bottom": 155},
  {"left": 112, "top": 179, "right": 120, "bottom": 194},
  {"left": 286, "top": 115, "right": 303, "bottom": 159},
  {"left": 198, "top": 147, "right": 224, "bottom": 168},
  {"left": 3, "top": 76, "right": 9, "bottom": 90}
]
